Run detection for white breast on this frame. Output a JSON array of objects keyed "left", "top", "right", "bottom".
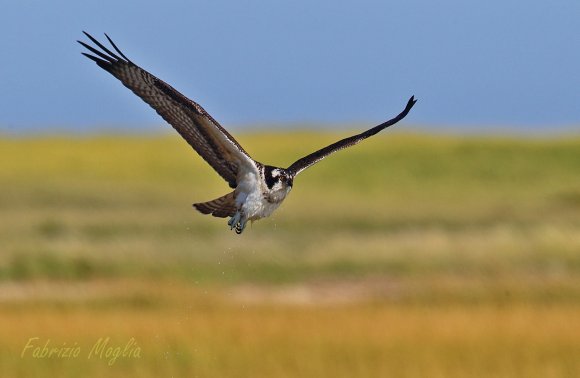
[{"left": 235, "top": 166, "right": 291, "bottom": 222}]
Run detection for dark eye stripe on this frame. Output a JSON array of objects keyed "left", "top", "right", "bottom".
[{"left": 264, "top": 165, "right": 277, "bottom": 189}]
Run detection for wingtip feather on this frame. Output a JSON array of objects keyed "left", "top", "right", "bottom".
[
  {"left": 104, "top": 33, "right": 132, "bottom": 63},
  {"left": 404, "top": 95, "right": 417, "bottom": 113}
]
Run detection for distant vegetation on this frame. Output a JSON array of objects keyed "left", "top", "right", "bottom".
[
  {"left": 1, "top": 133, "right": 579, "bottom": 285},
  {"left": 1, "top": 132, "right": 580, "bottom": 376}
]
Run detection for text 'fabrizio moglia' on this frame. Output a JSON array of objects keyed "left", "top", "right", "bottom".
[{"left": 21, "top": 337, "right": 142, "bottom": 366}]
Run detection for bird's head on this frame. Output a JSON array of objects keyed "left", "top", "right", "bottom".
[{"left": 264, "top": 166, "right": 294, "bottom": 192}]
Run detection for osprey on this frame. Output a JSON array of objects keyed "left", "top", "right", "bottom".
[{"left": 79, "top": 32, "right": 417, "bottom": 234}]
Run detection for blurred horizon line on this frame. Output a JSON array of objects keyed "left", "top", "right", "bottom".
[{"left": 1, "top": 122, "right": 579, "bottom": 138}]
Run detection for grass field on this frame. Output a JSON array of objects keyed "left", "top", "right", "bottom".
[{"left": 1, "top": 131, "right": 580, "bottom": 377}]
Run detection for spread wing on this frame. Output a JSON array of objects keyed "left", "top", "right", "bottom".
[
  {"left": 286, "top": 96, "right": 417, "bottom": 176},
  {"left": 78, "top": 32, "right": 257, "bottom": 188}
]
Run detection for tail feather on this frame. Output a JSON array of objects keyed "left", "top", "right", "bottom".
[{"left": 193, "top": 192, "right": 237, "bottom": 218}]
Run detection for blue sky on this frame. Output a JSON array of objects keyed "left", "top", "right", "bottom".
[{"left": 1, "top": 0, "right": 579, "bottom": 133}]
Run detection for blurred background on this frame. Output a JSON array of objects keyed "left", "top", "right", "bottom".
[{"left": 1, "top": 1, "right": 579, "bottom": 377}]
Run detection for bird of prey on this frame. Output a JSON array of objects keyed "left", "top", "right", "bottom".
[{"left": 78, "top": 32, "right": 417, "bottom": 234}]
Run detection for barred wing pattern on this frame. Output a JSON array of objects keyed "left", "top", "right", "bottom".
[
  {"left": 78, "top": 32, "right": 257, "bottom": 188},
  {"left": 286, "top": 96, "right": 417, "bottom": 176},
  {"left": 193, "top": 191, "right": 237, "bottom": 218}
]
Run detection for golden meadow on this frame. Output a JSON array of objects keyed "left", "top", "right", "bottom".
[{"left": 1, "top": 132, "right": 580, "bottom": 377}]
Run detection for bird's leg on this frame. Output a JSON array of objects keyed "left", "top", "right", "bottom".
[
  {"left": 228, "top": 212, "right": 241, "bottom": 230},
  {"left": 228, "top": 211, "right": 248, "bottom": 234},
  {"left": 235, "top": 217, "right": 248, "bottom": 234}
]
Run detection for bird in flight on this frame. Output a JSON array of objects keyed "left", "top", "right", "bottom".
[{"left": 78, "top": 32, "right": 417, "bottom": 234}]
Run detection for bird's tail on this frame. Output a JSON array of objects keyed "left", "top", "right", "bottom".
[{"left": 193, "top": 191, "right": 237, "bottom": 218}]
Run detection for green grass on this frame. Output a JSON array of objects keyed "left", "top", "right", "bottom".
[
  {"left": 1, "top": 131, "right": 580, "bottom": 376},
  {"left": 1, "top": 133, "right": 580, "bottom": 284}
]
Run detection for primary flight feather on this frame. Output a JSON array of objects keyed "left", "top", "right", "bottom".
[{"left": 78, "top": 32, "right": 417, "bottom": 234}]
